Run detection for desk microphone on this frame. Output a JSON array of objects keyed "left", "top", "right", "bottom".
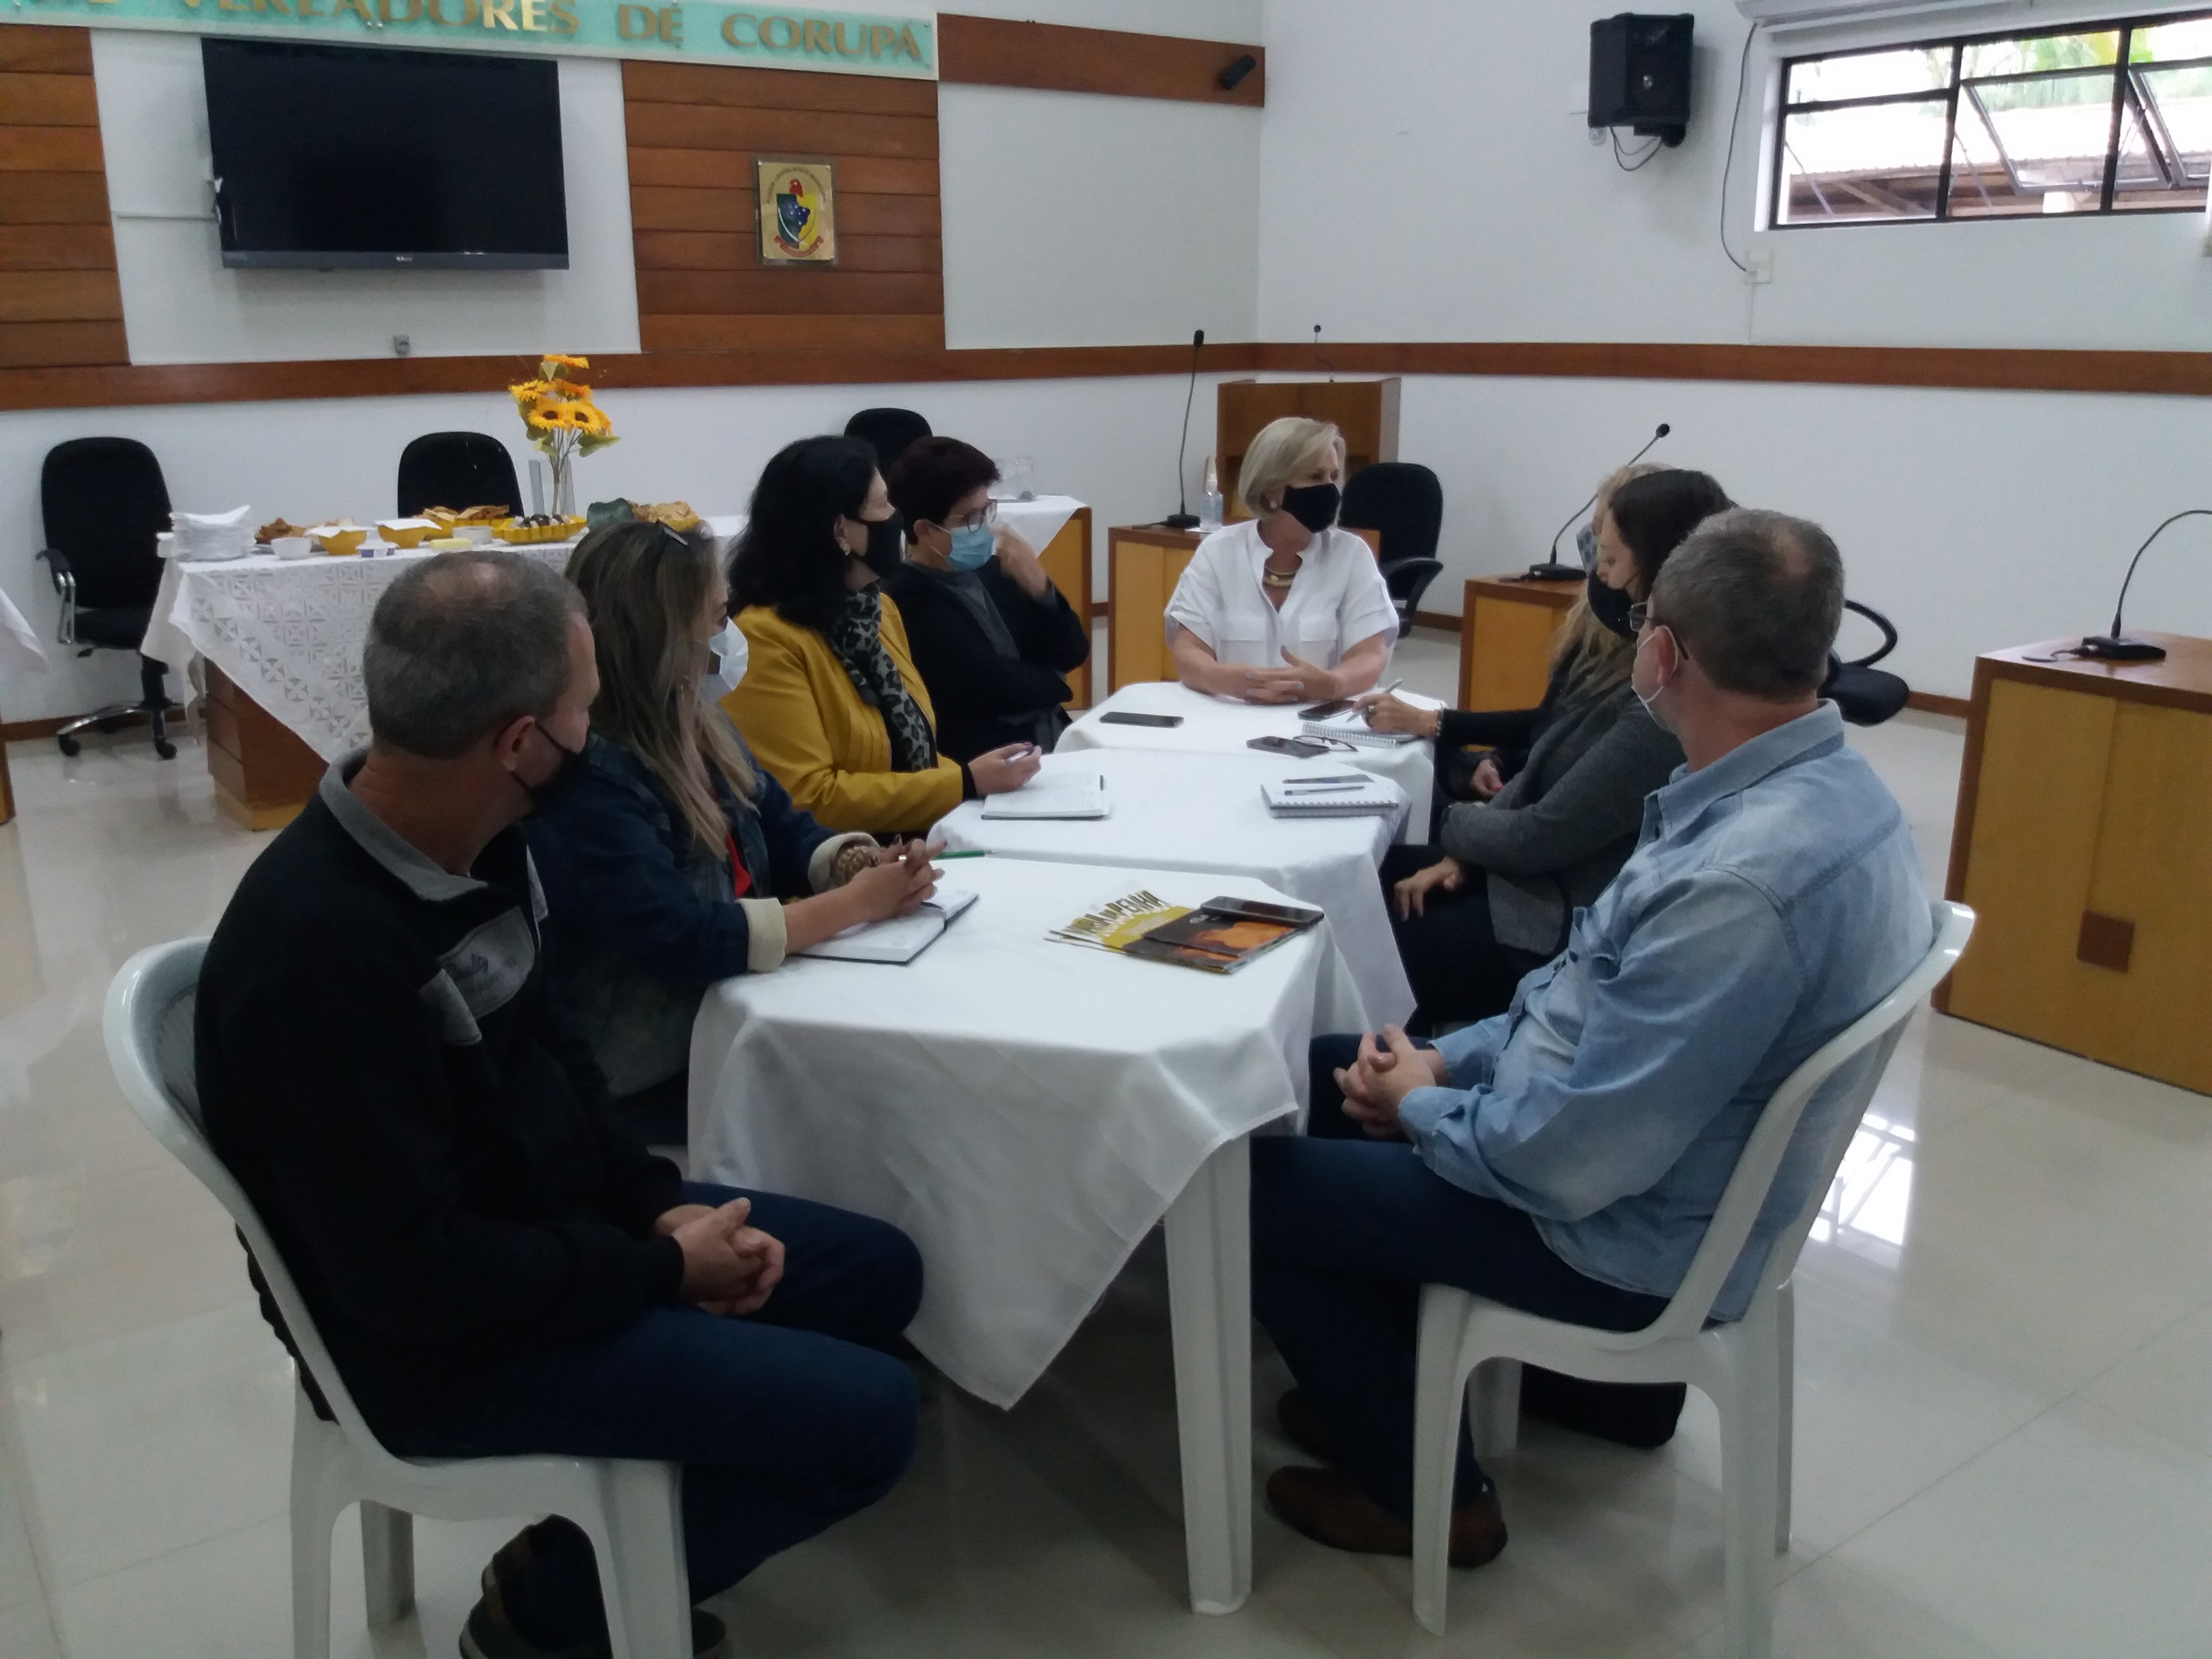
[
  {"left": 1527, "top": 422, "right": 1670, "bottom": 580},
  {"left": 2078, "top": 507, "right": 2212, "bottom": 662},
  {"left": 1161, "top": 328, "right": 1205, "bottom": 530}
]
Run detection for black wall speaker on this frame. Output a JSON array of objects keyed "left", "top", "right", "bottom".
[{"left": 1589, "top": 13, "right": 1695, "bottom": 148}]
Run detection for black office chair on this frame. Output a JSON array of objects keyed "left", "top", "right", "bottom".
[
  {"left": 1343, "top": 461, "right": 1446, "bottom": 628},
  {"left": 35, "top": 437, "right": 179, "bottom": 760},
  {"left": 1382, "top": 557, "right": 1446, "bottom": 631},
  {"left": 1342, "top": 462, "right": 1443, "bottom": 564},
  {"left": 1824, "top": 599, "right": 1911, "bottom": 727},
  {"left": 396, "top": 431, "right": 524, "bottom": 518},
  {"left": 844, "top": 408, "right": 932, "bottom": 472}
]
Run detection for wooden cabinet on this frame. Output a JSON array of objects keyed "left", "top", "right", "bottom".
[
  {"left": 1031, "top": 506, "right": 1093, "bottom": 710},
  {"left": 1456, "top": 574, "right": 1584, "bottom": 713},
  {"left": 1938, "top": 633, "right": 2212, "bottom": 1095},
  {"left": 1215, "top": 379, "right": 1399, "bottom": 518},
  {"left": 204, "top": 663, "right": 323, "bottom": 831},
  {"left": 1107, "top": 524, "right": 1203, "bottom": 690}
]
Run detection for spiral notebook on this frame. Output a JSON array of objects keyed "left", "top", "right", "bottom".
[
  {"left": 1298, "top": 691, "right": 1445, "bottom": 748},
  {"left": 1261, "top": 775, "right": 1401, "bottom": 817}
]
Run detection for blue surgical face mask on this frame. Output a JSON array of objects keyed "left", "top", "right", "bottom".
[
  {"left": 946, "top": 523, "right": 996, "bottom": 571},
  {"left": 703, "top": 619, "right": 747, "bottom": 701}
]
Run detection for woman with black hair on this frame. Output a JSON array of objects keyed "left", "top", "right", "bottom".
[
  {"left": 723, "top": 435, "right": 1043, "bottom": 835},
  {"left": 1361, "top": 467, "right": 1734, "bottom": 1033}
]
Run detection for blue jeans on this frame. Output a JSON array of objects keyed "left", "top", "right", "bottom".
[
  {"left": 1251, "top": 1036, "right": 1670, "bottom": 1519},
  {"left": 381, "top": 1183, "right": 923, "bottom": 1644}
]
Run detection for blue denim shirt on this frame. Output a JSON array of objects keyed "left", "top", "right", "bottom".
[{"left": 1397, "top": 703, "right": 1931, "bottom": 1321}]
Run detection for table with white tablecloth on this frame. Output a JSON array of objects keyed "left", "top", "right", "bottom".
[
  {"left": 932, "top": 749, "right": 1413, "bottom": 1026},
  {"left": 1059, "top": 680, "right": 1434, "bottom": 838},
  {"left": 143, "top": 542, "right": 576, "bottom": 763},
  {"left": 687, "top": 854, "right": 1368, "bottom": 1614},
  {"left": 0, "top": 583, "right": 50, "bottom": 825}
]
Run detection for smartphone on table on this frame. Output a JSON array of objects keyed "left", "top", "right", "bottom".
[
  {"left": 1298, "top": 697, "right": 1356, "bottom": 721},
  {"left": 1101, "top": 711, "right": 1184, "bottom": 728}
]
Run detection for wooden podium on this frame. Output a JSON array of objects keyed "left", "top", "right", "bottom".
[
  {"left": 1937, "top": 632, "right": 2212, "bottom": 1094},
  {"left": 1457, "top": 574, "right": 1584, "bottom": 713},
  {"left": 1214, "top": 379, "right": 1399, "bottom": 516}
]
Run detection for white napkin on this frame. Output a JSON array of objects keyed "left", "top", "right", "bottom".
[{"left": 171, "top": 505, "right": 255, "bottom": 562}]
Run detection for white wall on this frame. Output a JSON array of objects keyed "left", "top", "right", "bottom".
[
  {"left": 92, "top": 33, "right": 641, "bottom": 366},
  {"left": 1255, "top": 0, "right": 2212, "bottom": 351},
  {"left": 939, "top": 83, "right": 1260, "bottom": 347},
  {"left": 1245, "top": 0, "right": 2212, "bottom": 696},
  {"left": 0, "top": 374, "right": 1231, "bottom": 722}
]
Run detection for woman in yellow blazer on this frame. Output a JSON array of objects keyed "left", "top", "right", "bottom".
[{"left": 723, "top": 435, "right": 1043, "bottom": 835}]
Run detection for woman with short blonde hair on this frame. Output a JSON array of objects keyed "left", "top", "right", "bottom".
[{"left": 1164, "top": 415, "right": 1397, "bottom": 703}]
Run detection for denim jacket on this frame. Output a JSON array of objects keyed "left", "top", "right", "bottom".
[
  {"left": 1398, "top": 704, "right": 1932, "bottom": 1321},
  {"left": 523, "top": 719, "right": 871, "bottom": 1098}
]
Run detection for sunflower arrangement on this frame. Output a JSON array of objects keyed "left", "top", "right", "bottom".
[{"left": 508, "top": 354, "right": 619, "bottom": 512}]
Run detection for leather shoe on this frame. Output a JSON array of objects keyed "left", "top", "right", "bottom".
[
  {"left": 1265, "top": 1465, "right": 1506, "bottom": 1569},
  {"left": 1276, "top": 1389, "right": 1343, "bottom": 1465}
]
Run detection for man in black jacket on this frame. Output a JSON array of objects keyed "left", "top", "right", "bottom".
[
  {"left": 881, "top": 436, "right": 1091, "bottom": 760},
  {"left": 197, "top": 550, "right": 923, "bottom": 1659}
]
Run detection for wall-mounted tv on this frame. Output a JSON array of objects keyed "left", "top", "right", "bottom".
[{"left": 203, "top": 40, "right": 568, "bottom": 270}]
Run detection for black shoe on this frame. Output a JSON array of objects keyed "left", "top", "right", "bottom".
[{"left": 465, "top": 1529, "right": 731, "bottom": 1659}]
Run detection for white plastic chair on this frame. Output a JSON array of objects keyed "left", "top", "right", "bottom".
[
  {"left": 103, "top": 937, "right": 695, "bottom": 1659},
  {"left": 1408, "top": 900, "right": 1974, "bottom": 1657}
]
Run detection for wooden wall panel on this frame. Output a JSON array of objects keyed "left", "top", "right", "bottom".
[
  {"left": 939, "top": 14, "right": 1265, "bottom": 107},
  {"left": 0, "top": 25, "right": 125, "bottom": 374},
  {"left": 623, "top": 58, "right": 944, "bottom": 358}
]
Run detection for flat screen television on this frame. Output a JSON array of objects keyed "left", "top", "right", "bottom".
[{"left": 203, "top": 40, "right": 568, "bottom": 270}]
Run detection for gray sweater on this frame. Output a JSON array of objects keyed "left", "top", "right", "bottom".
[{"left": 1440, "top": 680, "right": 1685, "bottom": 956}]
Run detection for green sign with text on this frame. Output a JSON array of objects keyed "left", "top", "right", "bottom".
[{"left": 7, "top": 0, "right": 936, "bottom": 76}]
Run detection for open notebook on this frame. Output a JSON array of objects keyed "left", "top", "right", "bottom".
[
  {"left": 1300, "top": 690, "right": 1446, "bottom": 748},
  {"left": 795, "top": 886, "right": 979, "bottom": 965},
  {"left": 980, "top": 771, "right": 1109, "bottom": 820}
]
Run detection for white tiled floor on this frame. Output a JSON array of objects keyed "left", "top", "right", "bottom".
[{"left": 3, "top": 644, "right": 2208, "bottom": 1659}]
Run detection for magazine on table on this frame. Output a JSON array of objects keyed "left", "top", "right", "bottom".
[
  {"left": 796, "top": 886, "right": 979, "bottom": 965},
  {"left": 1048, "top": 889, "right": 1323, "bottom": 974}
]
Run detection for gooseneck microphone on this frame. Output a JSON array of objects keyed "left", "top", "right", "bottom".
[
  {"left": 1161, "top": 328, "right": 1205, "bottom": 530},
  {"left": 2078, "top": 507, "right": 2212, "bottom": 662},
  {"left": 1527, "top": 422, "right": 1670, "bottom": 580}
]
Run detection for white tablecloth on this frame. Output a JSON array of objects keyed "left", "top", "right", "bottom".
[
  {"left": 932, "top": 750, "right": 1412, "bottom": 1028},
  {"left": 0, "top": 586, "right": 48, "bottom": 679},
  {"left": 1060, "top": 681, "right": 1435, "bottom": 841},
  {"left": 686, "top": 854, "right": 1367, "bottom": 1409},
  {"left": 143, "top": 544, "right": 575, "bottom": 761}
]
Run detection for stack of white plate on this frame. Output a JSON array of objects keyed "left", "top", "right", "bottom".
[{"left": 170, "top": 506, "right": 255, "bottom": 562}]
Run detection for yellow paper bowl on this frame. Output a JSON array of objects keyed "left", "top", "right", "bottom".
[
  {"left": 315, "top": 527, "right": 367, "bottom": 558},
  {"left": 377, "top": 519, "right": 437, "bottom": 549},
  {"left": 496, "top": 516, "right": 587, "bottom": 544}
]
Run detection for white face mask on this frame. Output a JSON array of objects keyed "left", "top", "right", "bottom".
[
  {"left": 1631, "top": 625, "right": 1678, "bottom": 733},
  {"left": 703, "top": 619, "right": 748, "bottom": 701}
]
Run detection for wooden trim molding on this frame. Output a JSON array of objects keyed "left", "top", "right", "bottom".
[
  {"left": 17, "top": 338, "right": 2212, "bottom": 413},
  {"left": 938, "top": 14, "right": 1263, "bottom": 106},
  {"left": 1905, "top": 691, "right": 1970, "bottom": 720},
  {"left": 1253, "top": 340, "right": 2212, "bottom": 399}
]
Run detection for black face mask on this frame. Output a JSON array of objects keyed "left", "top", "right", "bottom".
[
  {"left": 863, "top": 512, "right": 907, "bottom": 579},
  {"left": 523, "top": 727, "right": 590, "bottom": 815},
  {"left": 1587, "top": 571, "right": 1637, "bottom": 640},
  {"left": 1280, "top": 482, "right": 1341, "bottom": 534}
]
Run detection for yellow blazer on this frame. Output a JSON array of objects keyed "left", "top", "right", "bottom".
[{"left": 722, "top": 599, "right": 967, "bottom": 835}]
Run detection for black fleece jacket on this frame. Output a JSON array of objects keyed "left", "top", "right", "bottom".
[{"left": 196, "top": 760, "right": 684, "bottom": 1430}]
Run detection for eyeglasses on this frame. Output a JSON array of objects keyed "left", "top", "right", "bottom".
[
  {"left": 1626, "top": 602, "right": 1652, "bottom": 632},
  {"left": 951, "top": 501, "right": 999, "bottom": 533}
]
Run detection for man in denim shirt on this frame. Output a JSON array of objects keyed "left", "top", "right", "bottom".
[{"left": 1255, "top": 509, "right": 1932, "bottom": 1568}]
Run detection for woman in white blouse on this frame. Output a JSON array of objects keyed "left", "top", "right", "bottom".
[{"left": 1165, "top": 416, "right": 1398, "bottom": 704}]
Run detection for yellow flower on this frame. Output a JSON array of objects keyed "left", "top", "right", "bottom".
[
  {"left": 524, "top": 395, "right": 571, "bottom": 431},
  {"left": 540, "top": 353, "right": 591, "bottom": 382},
  {"left": 567, "top": 401, "right": 612, "bottom": 436}
]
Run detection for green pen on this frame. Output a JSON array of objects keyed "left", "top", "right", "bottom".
[{"left": 937, "top": 849, "right": 989, "bottom": 859}]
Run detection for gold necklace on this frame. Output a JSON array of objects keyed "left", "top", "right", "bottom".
[{"left": 1261, "top": 558, "right": 1300, "bottom": 588}]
